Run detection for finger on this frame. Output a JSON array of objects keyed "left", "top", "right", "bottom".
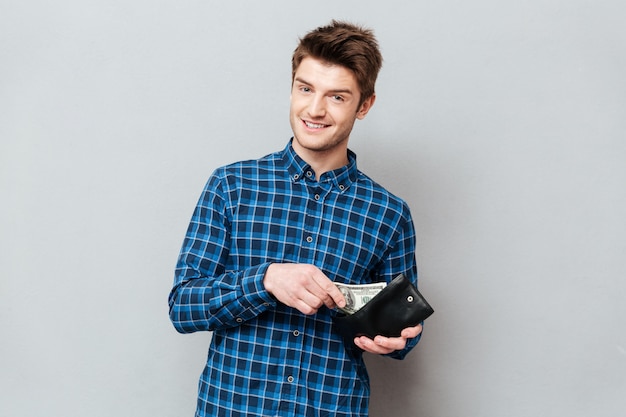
[
  {"left": 294, "top": 298, "right": 320, "bottom": 315},
  {"left": 354, "top": 336, "right": 395, "bottom": 355},
  {"left": 299, "top": 290, "right": 326, "bottom": 312},
  {"left": 310, "top": 273, "right": 346, "bottom": 309},
  {"left": 400, "top": 324, "right": 423, "bottom": 339},
  {"left": 373, "top": 335, "right": 407, "bottom": 351},
  {"left": 271, "top": 280, "right": 322, "bottom": 315}
]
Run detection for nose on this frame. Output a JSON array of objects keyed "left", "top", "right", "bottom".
[{"left": 307, "top": 94, "right": 326, "bottom": 118}]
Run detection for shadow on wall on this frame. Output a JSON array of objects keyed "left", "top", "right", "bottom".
[
  {"left": 365, "top": 351, "right": 428, "bottom": 416},
  {"left": 353, "top": 135, "right": 453, "bottom": 417}
]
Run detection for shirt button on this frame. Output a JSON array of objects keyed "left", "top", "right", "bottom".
[
  {"left": 235, "top": 318, "right": 243, "bottom": 323},
  {"left": 306, "top": 236, "right": 313, "bottom": 243},
  {"left": 287, "top": 376, "right": 294, "bottom": 383},
  {"left": 293, "top": 330, "right": 300, "bottom": 337},
  {"left": 306, "top": 171, "right": 313, "bottom": 178},
  {"left": 314, "top": 194, "right": 320, "bottom": 201},
  {"left": 293, "top": 174, "right": 299, "bottom": 180},
  {"left": 339, "top": 184, "right": 345, "bottom": 191}
]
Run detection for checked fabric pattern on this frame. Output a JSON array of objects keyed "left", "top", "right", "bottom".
[{"left": 169, "top": 140, "right": 419, "bottom": 417}]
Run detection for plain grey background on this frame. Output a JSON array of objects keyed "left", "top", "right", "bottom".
[{"left": 1, "top": 1, "right": 625, "bottom": 416}]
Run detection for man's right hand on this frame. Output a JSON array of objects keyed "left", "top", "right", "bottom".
[{"left": 263, "top": 263, "right": 346, "bottom": 315}]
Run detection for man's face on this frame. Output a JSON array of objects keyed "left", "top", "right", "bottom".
[{"left": 289, "top": 57, "right": 374, "bottom": 161}]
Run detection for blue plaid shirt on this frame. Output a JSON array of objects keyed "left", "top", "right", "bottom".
[{"left": 169, "top": 140, "right": 420, "bottom": 417}]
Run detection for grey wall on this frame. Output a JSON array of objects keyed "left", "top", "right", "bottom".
[{"left": 1, "top": 1, "right": 625, "bottom": 416}]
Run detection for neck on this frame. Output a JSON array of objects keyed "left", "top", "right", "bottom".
[{"left": 292, "top": 142, "right": 349, "bottom": 181}]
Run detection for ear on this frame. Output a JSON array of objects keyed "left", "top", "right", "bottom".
[{"left": 356, "top": 94, "right": 376, "bottom": 120}]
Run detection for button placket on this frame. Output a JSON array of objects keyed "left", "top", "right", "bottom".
[{"left": 303, "top": 188, "right": 322, "bottom": 247}]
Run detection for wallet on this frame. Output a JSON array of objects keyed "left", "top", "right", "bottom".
[{"left": 332, "top": 274, "right": 434, "bottom": 349}]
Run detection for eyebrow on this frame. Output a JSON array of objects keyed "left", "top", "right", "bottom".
[{"left": 294, "top": 77, "right": 354, "bottom": 96}]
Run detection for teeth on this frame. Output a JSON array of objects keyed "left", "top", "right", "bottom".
[{"left": 304, "top": 121, "right": 327, "bottom": 129}]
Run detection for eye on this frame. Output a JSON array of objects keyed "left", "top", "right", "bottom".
[
  {"left": 332, "top": 95, "right": 344, "bottom": 102},
  {"left": 299, "top": 86, "right": 311, "bottom": 93}
]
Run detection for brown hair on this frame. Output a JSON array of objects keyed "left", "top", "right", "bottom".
[{"left": 292, "top": 20, "right": 383, "bottom": 106}]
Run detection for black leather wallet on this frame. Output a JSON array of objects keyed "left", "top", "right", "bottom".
[{"left": 332, "top": 274, "right": 434, "bottom": 348}]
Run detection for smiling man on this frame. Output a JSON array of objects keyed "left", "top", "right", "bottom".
[
  {"left": 289, "top": 57, "right": 374, "bottom": 177},
  {"left": 169, "top": 20, "right": 423, "bottom": 417}
]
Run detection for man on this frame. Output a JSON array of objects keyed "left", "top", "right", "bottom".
[{"left": 169, "top": 20, "right": 423, "bottom": 416}]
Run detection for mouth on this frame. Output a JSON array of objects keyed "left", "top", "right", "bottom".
[{"left": 302, "top": 119, "right": 330, "bottom": 130}]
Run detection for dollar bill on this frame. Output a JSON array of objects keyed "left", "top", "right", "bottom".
[{"left": 336, "top": 282, "right": 387, "bottom": 315}]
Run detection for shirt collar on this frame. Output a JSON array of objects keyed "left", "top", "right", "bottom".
[{"left": 282, "top": 139, "right": 358, "bottom": 192}]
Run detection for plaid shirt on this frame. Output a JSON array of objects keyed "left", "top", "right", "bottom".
[{"left": 169, "top": 140, "right": 419, "bottom": 417}]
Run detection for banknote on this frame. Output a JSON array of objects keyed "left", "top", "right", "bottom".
[{"left": 336, "top": 282, "right": 387, "bottom": 315}]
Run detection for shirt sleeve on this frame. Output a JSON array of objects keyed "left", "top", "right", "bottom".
[
  {"left": 380, "top": 203, "right": 423, "bottom": 360},
  {"left": 168, "top": 170, "right": 277, "bottom": 333}
]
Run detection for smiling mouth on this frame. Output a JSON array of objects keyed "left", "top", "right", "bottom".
[{"left": 303, "top": 120, "right": 329, "bottom": 129}]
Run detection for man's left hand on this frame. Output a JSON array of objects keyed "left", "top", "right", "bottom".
[{"left": 353, "top": 324, "right": 423, "bottom": 355}]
